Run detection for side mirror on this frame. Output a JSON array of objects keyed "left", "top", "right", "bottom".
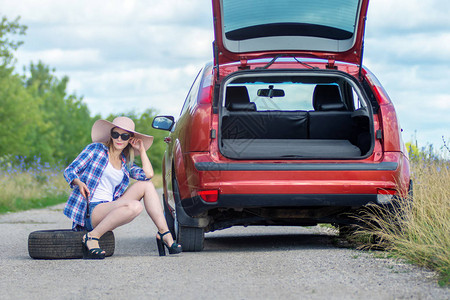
[
  {"left": 152, "top": 116, "right": 175, "bottom": 131},
  {"left": 257, "top": 85, "right": 285, "bottom": 98}
]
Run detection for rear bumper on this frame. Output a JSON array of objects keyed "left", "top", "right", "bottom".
[
  {"left": 176, "top": 152, "right": 410, "bottom": 219},
  {"left": 181, "top": 193, "right": 378, "bottom": 216}
]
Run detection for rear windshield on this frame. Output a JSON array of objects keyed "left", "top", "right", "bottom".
[
  {"left": 224, "top": 75, "right": 366, "bottom": 112},
  {"left": 241, "top": 82, "right": 316, "bottom": 111},
  {"left": 222, "top": 0, "right": 360, "bottom": 41}
]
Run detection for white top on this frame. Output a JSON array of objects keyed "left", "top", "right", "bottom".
[{"left": 90, "top": 161, "right": 124, "bottom": 203}]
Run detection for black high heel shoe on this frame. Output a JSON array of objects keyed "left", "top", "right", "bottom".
[
  {"left": 156, "top": 231, "right": 182, "bottom": 256},
  {"left": 82, "top": 233, "right": 105, "bottom": 259}
]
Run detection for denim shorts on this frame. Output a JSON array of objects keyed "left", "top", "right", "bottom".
[{"left": 85, "top": 201, "right": 109, "bottom": 231}]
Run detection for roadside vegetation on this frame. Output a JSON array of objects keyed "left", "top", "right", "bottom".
[
  {"left": 0, "top": 156, "right": 68, "bottom": 213},
  {"left": 0, "top": 16, "right": 166, "bottom": 213},
  {"left": 350, "top": 141, "right": 450, "bottom": 286},
  {"left": 0, "top": 155, "right": 163, "bottom": 213}
]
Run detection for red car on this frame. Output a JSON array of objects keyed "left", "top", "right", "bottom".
[{"left": 152, "top": 0, "right": 411, "bottom": 251}]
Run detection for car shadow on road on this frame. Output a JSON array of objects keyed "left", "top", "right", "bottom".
[{"left": 203, "top": 232, "right": 340, "bottom": 253}]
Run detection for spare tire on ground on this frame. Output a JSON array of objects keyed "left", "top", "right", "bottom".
[{"left": 28, "top": 230, "right": 115, "bottom": 259}]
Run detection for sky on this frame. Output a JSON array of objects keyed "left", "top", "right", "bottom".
[{"left": 2, "top": 0, "right": 450, "bottom": 154}]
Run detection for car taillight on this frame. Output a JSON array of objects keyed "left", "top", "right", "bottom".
[
  {"left": 198, "top": 84, "right": 213, "bottom": 104},
  {"left": 198, "top": 190, "right": 219, "bottom": 203},
  {"left": 376, "top": 189, "right": 396, "bottom": 204},
  {"left": 198, "top": 72, "right": 213, "bottom": 104}
]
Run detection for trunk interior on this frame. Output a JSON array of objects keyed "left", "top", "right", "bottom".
[{"left": 218, "top": 71, "right": 373, "bottom": 160}]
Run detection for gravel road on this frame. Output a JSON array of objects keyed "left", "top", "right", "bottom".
[{"left": 0, "top": 189, "right": 448, "bottom": 300}]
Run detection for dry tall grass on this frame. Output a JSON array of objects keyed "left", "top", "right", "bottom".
[{"left": 354, "top": 159, "right": 450, "bottom": 285}]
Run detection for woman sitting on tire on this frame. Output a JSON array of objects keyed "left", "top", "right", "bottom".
[{"left": 63, "top": 116, "right": 181, "bottom": 259}]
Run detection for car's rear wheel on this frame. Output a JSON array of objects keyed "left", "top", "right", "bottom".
[
  {"left": 173, "top": 178, "right": 205, "bottom": 252},
  {"left": 176, "top": 223, "right": 204, "bottom": 252}
]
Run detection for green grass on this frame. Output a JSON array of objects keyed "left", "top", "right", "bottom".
[{"left": 0, "top": 195, "right": 68, "bottom": 214}]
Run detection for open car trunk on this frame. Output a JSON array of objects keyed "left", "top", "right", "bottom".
[{"left": 218, "top": 70, "right": 374, "bottom": 160}]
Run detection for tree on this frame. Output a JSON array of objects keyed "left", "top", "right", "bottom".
[
  {"left": 24, "top": 61, "right": 94, "bottom": 164},
  {"left": 0, "top": 16, "right": 38, "bottom": 159},
  {"left": 0, "top": 71, "right": 41, "bottom": 158},
  {"left": 0, "top": 16, "right": 27, "bottom": 69}
]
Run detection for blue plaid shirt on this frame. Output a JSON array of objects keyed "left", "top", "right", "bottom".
[{"left": 63, "top": 143, "right": 149, "bottom": 229}]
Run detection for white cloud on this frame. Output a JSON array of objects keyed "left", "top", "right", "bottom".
[
  {"left": 3, "top": 0, "right": 212, "bottom": 26},
  {"left": 67, "top": 64, "right": 203, "bottom": 117},
  {"left": 362, "top": 1, "right": 450, "bottom": 151},
  {"left": 434, "top": 94, "right": 450, "bottom": 110},
  {"left": 367, "top": 0, "right": 450, "bottom": 34},
  {"left": 17, "top": 48, "right": 102, "bottom": 68},
  {"left": 365, "top": 33, "right": 450, "bottom": 66},
  {"left": 362, "top": 62, "right": 450, "bottom": 150}
]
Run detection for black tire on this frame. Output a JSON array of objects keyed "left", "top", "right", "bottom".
[
  {"left": 176, "top": 224, "right": 204, "bottom": 252},
  {"left": 172, "top": 177, "right": 205, "bottom": 252},
  {"left": 163, "top": 194, "right": 176, "bottom": 240},
  {"left": 28, "top": 230, "right": 115, "bottom": 259}
]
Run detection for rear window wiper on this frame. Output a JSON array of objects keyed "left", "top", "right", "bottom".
[{"left": 256, "top": 54, "right": 318, "bottom": 70}]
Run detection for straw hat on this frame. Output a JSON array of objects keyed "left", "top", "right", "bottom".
[{"left": 91, "top": 117, "right": 153, "bottom": 155}]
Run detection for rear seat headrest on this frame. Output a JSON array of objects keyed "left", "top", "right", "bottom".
[
  {"left": 225, "top": 86, "right": 250, "bottom": 107},
  {"left": 227, "top": 102, "right": 257, "bottom": 111},
  {"left": 319, "top": 103, "right": 346, "bottom": 111},
  {"left": 313, "top": 85, "right": 346, "bottom": 111}
]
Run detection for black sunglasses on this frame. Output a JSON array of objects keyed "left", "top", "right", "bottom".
[{"left": 111, "top": 131, "right": 133, "bottom": 141}]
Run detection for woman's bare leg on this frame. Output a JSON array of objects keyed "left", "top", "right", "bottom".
[
  {"left": 135, "top": 181, "right": 178, "bottom": 247},
  {"left": 87, "top": 180, "right": 177, "bottom": 249},
  {"left": 84, "top": 196, "right": 143, "bottom": 251}
]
